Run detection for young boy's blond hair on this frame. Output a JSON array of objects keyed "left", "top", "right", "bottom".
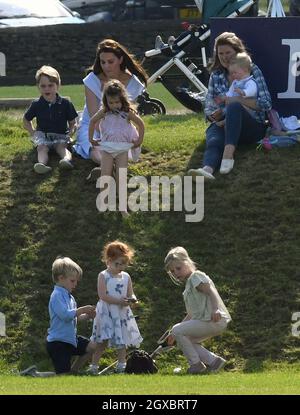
[
  {"left": 35, "top": 65, "right": 61, "bottom": 87},
  {"left": 52, "top": 256, "right": 82, "bottom": 282}
]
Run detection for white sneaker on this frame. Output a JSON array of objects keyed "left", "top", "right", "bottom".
[
  {"left": 86, "top": 364, "right": 99, "bottom": 375},
  {"left": 187, "top": 361, "right": 207, "bottom": 374},
  {"left": 168, "top": 36, "right": 176, "bottom": 47},
  {"left": 208, "top": 357, "right": 226, "bottom": 373},
  {"left": 59, "top": 158, "right": 73, "bottom": 170},
  {"left": 34, "top": 163, "right": 52, "bottom": 174},
  {"left": 155, "top": 35, "right": 166, "bottom": 50},
  {"left": 219, "top": 159, "right": 234, "bottom": 174},
  {"left": 188, "top": 168, "right": 215, "bottom": 180},
  {"left": 20, "top": 365, "right": 38, "bottom": 376}
]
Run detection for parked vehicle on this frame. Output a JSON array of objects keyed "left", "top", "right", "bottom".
[
  {"left": 62, "top": 0, "right": 202, "bottom": 21},
  {"left": 0, "top": 0, "right": 85, "bottom": 28},
  {"left": 62, "top": 1, "right": 121, "bottom": 17},
  {"left": 62, "top": 0, "right": 125, "bottom": 21},
  {"left": 122, "top": 1, "right": 201, "bottom": 20}
]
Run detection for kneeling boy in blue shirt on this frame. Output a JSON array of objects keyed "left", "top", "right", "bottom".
[{"left": 46, "top": 256, "right": 96, "bottom": 374}]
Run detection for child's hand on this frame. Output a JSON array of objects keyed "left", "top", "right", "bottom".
[
  {"left": 87, "top": 308, "right": 96, "bottom": 319},
  {"left": 133, "top": 140, "right": 142, "bottom": 148},
  {"left": 77, "top": 305, "right": 96, "bottom": 319},
  {"left": 209, "top": 108, "right": 223, "bottom": 122},
  {"left": 125, "top": 297, "right": 138, "bottom": 303},
  {"left": 69, "top": 127, "right": 77, "bottom": 137},
  {"left": 211, "top": 309, "right": 222, "bottom": 322},
  {"left": 119, "top": 297, "right": 130, "bottom": 307},
  {"left": 166, "top": 334, "right": 176, "bottom": 346},
  {"left": 125, "top": 297, "right": 139, "bottom": 308},
  {"left": 234, "top": 87, "right": 245, "bottom": 96}
]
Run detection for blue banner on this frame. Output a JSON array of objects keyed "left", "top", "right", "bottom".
[{"left": 210, "top": 17, "right": 300, "bottom": 117}]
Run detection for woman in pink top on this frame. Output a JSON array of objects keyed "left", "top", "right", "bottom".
[{"left": 89, "top": 80, "right": 144, "bottom": 217}]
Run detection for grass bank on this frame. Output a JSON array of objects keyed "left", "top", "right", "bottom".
[{"left": 0, "top": 83, "right": 299, "bottom": 382}]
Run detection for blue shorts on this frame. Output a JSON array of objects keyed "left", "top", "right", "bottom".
[{"left": 46, "top": 335, "right": 90, "bottom": 374}]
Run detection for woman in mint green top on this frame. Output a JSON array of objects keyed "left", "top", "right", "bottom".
[{"left": 164, "top": 247, "right": 231, "bottom": 375}]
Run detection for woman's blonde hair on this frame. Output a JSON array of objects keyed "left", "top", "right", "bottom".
[
  {"left": 52, "top": 256, "right": 82, "bottom": 282},
  {"left": 35, "top": 65, "right": 61, "bottom": 86},
  {"left": 102, "top": 79, "right": 133, "bottom": 113},
  {"left": 102, "top": 240, "right": 135, "bottom": 264},
  {"left": 209, "top": 32, "right": 247, "bottom": 72},
  {"left": 164, "top": 246, "right": 196, "bottom": 285}
]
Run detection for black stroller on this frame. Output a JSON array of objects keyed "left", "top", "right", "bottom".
[{"left": 137, "top": 0, "right": 258, "bottom": 114}]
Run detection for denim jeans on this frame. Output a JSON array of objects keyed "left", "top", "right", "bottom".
[{"left": 203, "top": 102, "right": 267, "bottom": 170}]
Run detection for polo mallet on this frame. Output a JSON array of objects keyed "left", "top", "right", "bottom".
[
  {"left": 157, "top": 328, "right": 176, "bottom": 347},
  {"left": 150, "top": 344, "right": 174, "bottom": 358},
  {"left": 150, "top": 328, "right": 176, "bottom": 358},
  {"left": 98, "top": 359, "right": 119, "bottom": 376}
]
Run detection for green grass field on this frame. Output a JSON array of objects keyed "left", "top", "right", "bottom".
[
  {"left": 0, "top": 82, "right": 300, "bottom": 395},
  {"left": 1, "top": 368, "right": 300, "bottom": 395},
  {"left": 0, "top": 83, "right": 186, "bottom": 113},
  {"left": 260, "top": 0, "right": 289, "bottom": 12}
]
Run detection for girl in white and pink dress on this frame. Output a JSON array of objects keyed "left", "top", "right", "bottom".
[
  {"left": 88, "top": 240, "right": 143, "bottom": 375},
  {"left": 89, "top": 79, "right": 145, "bottom": 216}
]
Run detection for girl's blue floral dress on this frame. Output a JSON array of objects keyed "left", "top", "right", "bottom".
[{"left": 91, "top": 270, "right": 143, "bottom": 348}]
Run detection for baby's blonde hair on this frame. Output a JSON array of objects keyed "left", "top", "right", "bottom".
[
  {"left": 35, "top": 65, "right": 61, "bottom": 86},
  {"left": 52, "top": 256, "right": 82, "bottom": 282},
  {"left": 229, "top": 52, "right": 252, "bottom": 72},
  {"left": 164, "top": 246, "right": 196, "bottom": 285}
]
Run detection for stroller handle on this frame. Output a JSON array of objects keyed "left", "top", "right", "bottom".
[{"left": 145, "top": 48, "right": 163, "bottom": 58}]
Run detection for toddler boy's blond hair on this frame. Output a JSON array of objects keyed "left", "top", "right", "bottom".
[
  {"left": 52, "top": 256, "right": 82, "bottom": 282},
  {"left": 35, "top": 65, "right": 61, "bottom": 86}
]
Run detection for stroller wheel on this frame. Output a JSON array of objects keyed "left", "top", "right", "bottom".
[
  {"left": 137, "top": 100, "right": 164, "bottom": 116},
  {"left": 148, "top": 98, "right": 166, "bottom": 115}
]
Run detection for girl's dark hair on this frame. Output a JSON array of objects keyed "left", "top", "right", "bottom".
[
  {"left": 102, "top": 79, "right": 132, "bottom": 113},
  {"left": 88, "top": 38, "right": 148, "bottom": 85},
  {"left": 209, "top": 32, "right": 247, "bottom": 72}
]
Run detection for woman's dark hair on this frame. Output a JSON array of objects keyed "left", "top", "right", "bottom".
[
  {"left": 88, "top": 39, "right": 148, "bottom": 85},
  {"left": 209, "top": 32, "right": 247, "bottom": 72}
]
